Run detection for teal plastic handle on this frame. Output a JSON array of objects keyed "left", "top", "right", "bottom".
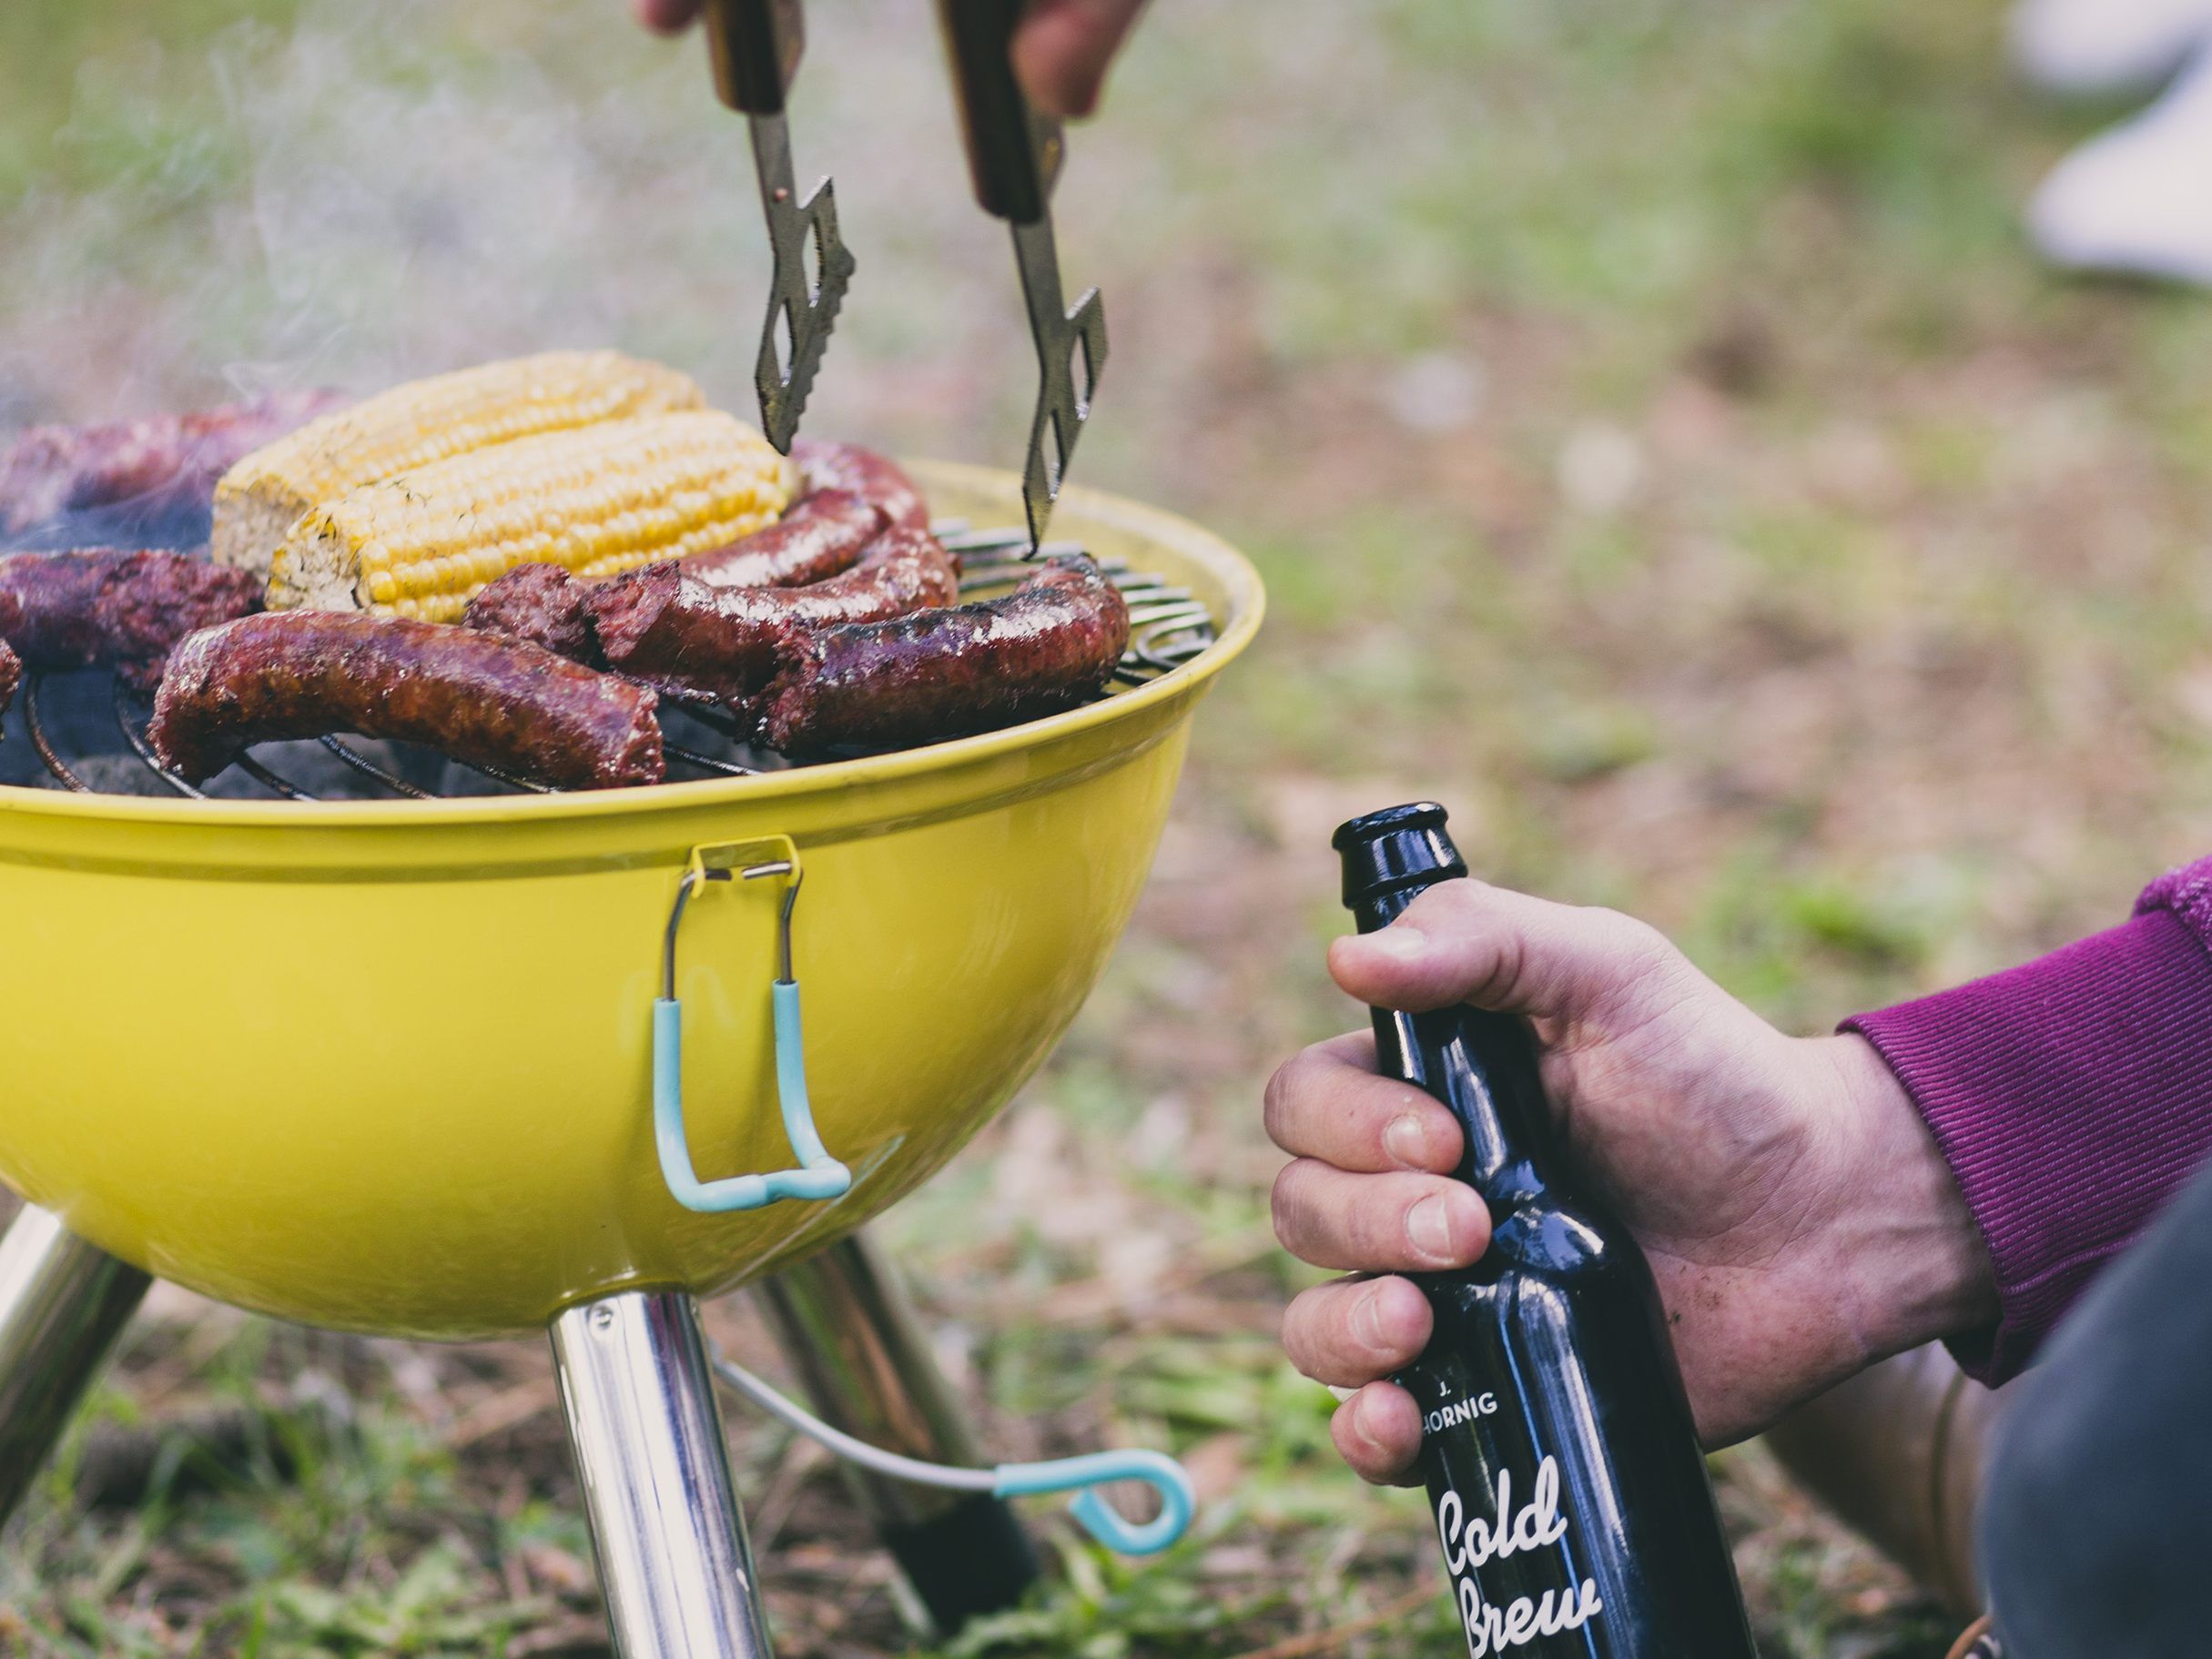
[
  {"left": 994, "top": 1449, "right": 1196, "bottom": 1555},
  {"left": 654, "top": 979, "right": 851, "bottom": 1213}
]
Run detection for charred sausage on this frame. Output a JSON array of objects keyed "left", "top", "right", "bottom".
[
  {"left": 150, "top": 613, "right": 665, "bottom": 790},
  {"left": 463, "top": 493, "right": 889, "bottom": 659},
  {"left": 0, "top": 586, "right": 17, "bottom": 733},
  {"left": 0, "top": 551, "right": 117, "bottom": 667},
  {"left": 761, "top": 555, "right": 1130, "bottom": 755},
  {"left": 0, "top": 390, "right": 347, "bottom": 537},
  {"left": 460, "top": 561, "right": 717, "bottom": 707},
  {"left": 87, "top": 554, "right": 267, "bottom": 691},
  {"left": 791, "top": 441, "right": 932, "bottom": 533},
  {"left": 0, "top": 550, "right": 263, "bottom": 690},
  {"left": 462, "top": 561, "right": 604, "bottom": 666},
  {"left": 677, "top": 489, "right": 886, "bottom": 591},
  {"left": 588, "top": 526, "right": 961, "bottom": 701}
]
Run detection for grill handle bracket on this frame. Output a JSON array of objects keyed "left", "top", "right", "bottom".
[{"left": 656, "top": 838, "right": 852, "bottom": 1215}]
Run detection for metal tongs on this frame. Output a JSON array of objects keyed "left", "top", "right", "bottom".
[
  {"left": 937, "top": 0, "right": 1109, "bottom": 549},
  {"left": 702, "top": 0, "right": 857, "bottom": 453}
]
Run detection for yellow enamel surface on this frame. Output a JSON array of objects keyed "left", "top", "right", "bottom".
[{"left": 0, "top": 464, "right": 1263, "bottom": 1340}]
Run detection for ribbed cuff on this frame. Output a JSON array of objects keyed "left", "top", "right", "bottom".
[{"left": 1843, "top": 907, "right": 2212, "bottom": 1385}]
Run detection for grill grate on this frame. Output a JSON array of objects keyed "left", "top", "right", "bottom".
[{"left": 3, "top": 525, "right": 1217, "bottom": 802}]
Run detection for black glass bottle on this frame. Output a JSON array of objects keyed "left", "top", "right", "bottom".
[{"left": 1334, "top": 804, "right": 1757, "bottom": 1659}]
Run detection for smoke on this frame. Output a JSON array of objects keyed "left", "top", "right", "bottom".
[
  {"left": 212, "top": 12, "right": 654, "bottom": 383},
  {"left": 0, "top": 0, "right": 1026, "bottom": 452},
  {"left": 0, "top": 0, "right": 1358, "bottom": 495}
]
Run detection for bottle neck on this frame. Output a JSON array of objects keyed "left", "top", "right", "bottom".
[{"left": 1355, "top": 881, "right": 1560, "bottom": 1210}]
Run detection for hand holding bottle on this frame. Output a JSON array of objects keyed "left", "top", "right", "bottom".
[{"left": 1268, "top": 878, "right": 1998, "bottom": 1484}]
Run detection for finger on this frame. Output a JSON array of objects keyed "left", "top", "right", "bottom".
[
  {"left": 1328, "top": 880, "right": 1685, "bottom": 1021},
  {"left": 1263, "top": 1031, "right": 1464, "bottom": 1176},
  {"left": 1014, "top": 0, "right": 1151, "bottom": 117},
  {"left": 1332, "top": 1382, "right": 1426, "bottom": 1486},
  {"left": 1281, "top": 1275, "right": 1433, "bottom": 1389},
  {"left": 1272, "top": 1161, "right": 1489, "bottom": 1273},
  {"left": 634, "top": 0, "right": 702, "bottom": 35}
]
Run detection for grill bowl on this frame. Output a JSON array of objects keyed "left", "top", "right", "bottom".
[{"left": 0, "top": 462, "right": 1261, "bottom": 1339}]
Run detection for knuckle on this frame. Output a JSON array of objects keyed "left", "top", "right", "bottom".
[
  {"left": 1417, "top": 876, "right": 1489, "bottom": 918},
  {"left": 1339, "top": 1179, "right": 1402, "bottom": 1255},
  {"left": 1480, "top": 925, "right": 1527, "bottom": 1007},
  {"left": 1277, "top": 1290, "right": 1324, "bottom": 1372},
  {"left": 1261, "top": 1050, "right": 1313, "bottom": 1147},
  {"left": 1268, "top": 1161, "right": 1320, "bottom": 1256},
  {"left": 1260, "top": 1067, "right": 1289, "bottom": 1146},
  {"left": 1590, "top": 906, "right": 1674, "bottom": 969}
]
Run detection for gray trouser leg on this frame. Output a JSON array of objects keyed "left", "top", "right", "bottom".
[{"left": 1980, "top": 1161, "right": 2212, "bottom": 1656}]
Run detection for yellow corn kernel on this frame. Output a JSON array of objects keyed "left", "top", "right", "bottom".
[
  {"left": 210, "top": 350, "right": 705, "bottom": 578},
  {"left": 266, "top": 411, "right": 793, "bottom": 619}
]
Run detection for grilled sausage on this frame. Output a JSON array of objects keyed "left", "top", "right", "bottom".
[
  {"left": 0, "top": 551, "right": 113, "bottom": 667},
  {"left": 461, "top": 561, "right": 720, "bottom": 708},
  {"left": 678, "top": 489, "right": 886, "bottom": 591},
  {"left": 589, "top": 526, "right": 962, "bottom": 702},
  {"left": 89, "top": 555, "right": 267, "bottom": 693},
  {"left": 0, "top": 390, "right": 347, "bottom": 537},
  {"left": 761, "top": 555, "right": 1130, "bottom": 756},
  {"left": 468, "top": 522, "right": 959, "bottom": 688},
  {"left": 463, "top": 493, "right": 888, "bottom": 659},
  {"left": 791, "top": 441, "right": 932, "bottom": 533},
  {"left": 0, "top": 550, "right": 263, "bottom": 691},
  {"left": 462, "top": 561, "right": 604, "bottom": 666},
  {"left": 150, "top": 613, "right": 665, "bottom": 790}
]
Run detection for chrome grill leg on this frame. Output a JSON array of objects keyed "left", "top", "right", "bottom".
[
  {"left": 754, "top": 1232, "right": 1038, "bottom": 1633},
  {"left": 552, "top": 1290, "right": 776, "bottom": 1659},
  {"left": 0, "top": 1205, "right": 151, "bottom": 1525}
]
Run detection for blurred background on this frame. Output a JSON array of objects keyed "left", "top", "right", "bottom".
[{"left": 5, "top": 0, "right": 2212, "bottom": 1654}]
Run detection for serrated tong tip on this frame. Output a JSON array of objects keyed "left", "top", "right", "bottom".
[
  {"left": 748, "top": 112, "right": 854, "bottom": 454},
  {"left": 1012, "top": 218, "right": 1107, "bottom": 549}
]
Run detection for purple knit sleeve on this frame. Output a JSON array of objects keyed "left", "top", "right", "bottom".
[{"left": 1842, "top": 857, "right": 2212, "bottom": 1384}]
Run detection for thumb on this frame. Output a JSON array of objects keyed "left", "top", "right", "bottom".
[{"left": 1328, "top": 882, "right": 1682, "bottom": 1024}]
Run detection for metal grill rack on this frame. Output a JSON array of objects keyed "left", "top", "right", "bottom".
[{"left": 3, "top": 525, "right": 1218, "bottom": 802}]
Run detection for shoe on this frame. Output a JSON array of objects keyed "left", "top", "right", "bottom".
[
  {"left": 2029, "top": 48, "right": 2212, "bottom": 284},
  {"left": 1945, "top": 1613, "right": 2004, "bottom": 1659},
  {"left": 2011, "top": 0, "right": 2212, "bottom": 96}
]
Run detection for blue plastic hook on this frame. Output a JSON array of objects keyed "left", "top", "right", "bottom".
[
  {"left": 710, "top": 1349, "right": 1201, "bottom": 1558},
  {"left": 993, "top": 1449, "right": 1197, "bottom": 1555},
  {"left": 654, "top": 843, "right": 852, "bottom": 1215}
]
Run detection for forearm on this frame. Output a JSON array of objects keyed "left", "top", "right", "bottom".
[{"left": 1815, "top": 1034, "right": 1999, "bottom": 1367}]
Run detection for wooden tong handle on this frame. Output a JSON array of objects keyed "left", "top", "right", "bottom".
[
  {"left": 936, "top": 0, "right": 1062, "bottom": 224},
  {"left": 704, "top": 0, "right": 807, "bottom": 116}
]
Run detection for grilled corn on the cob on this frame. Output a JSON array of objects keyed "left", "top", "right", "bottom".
[
  {"left": 212, "top": 350, "right": 705, "bottom": 576},
  {"left": 269, "top": 411, "right": 797, "bottom": 622}
]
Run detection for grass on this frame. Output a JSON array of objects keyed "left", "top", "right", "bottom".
[{"left": 6, "top": 0, "right": 2212, "bottom": 1652}]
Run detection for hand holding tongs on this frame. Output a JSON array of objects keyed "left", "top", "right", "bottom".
[
  {"left": 701, "top": 0, "right": 857, "bottom": 453},
  {"left": 937, "top": 0, "right": 1110, "bottom": 549}
]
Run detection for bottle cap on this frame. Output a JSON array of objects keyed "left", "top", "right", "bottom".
[{"left": 1333, "top": 802, "right": 1467, "bottom": 909}]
